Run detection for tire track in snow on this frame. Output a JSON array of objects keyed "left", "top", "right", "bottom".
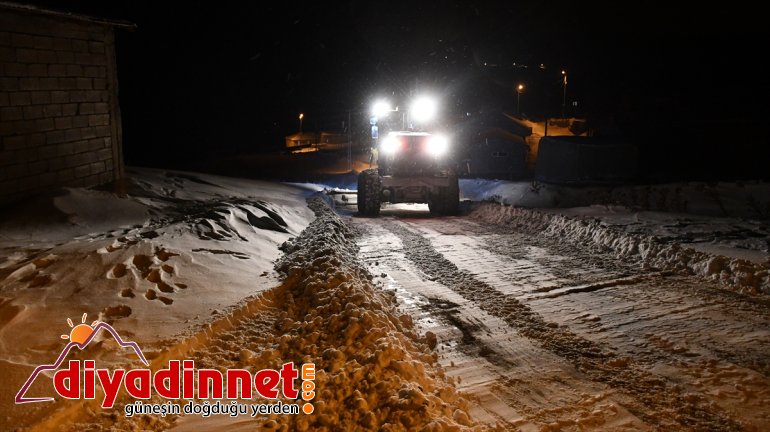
[
  {"left": 449, "top": 217, "right": 770, "bottom": 379},
  {"left": 384, "top": 219, "right": 742, "bottom": 431},
  {"left": 354, "top": 220, "right": 647, "bottom": 430},
  {"left": 421, "top": 220, "right": 770, "bottom": 428}
]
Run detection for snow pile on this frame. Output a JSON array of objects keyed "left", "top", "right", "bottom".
[
  {"left": 470, "top": 203, "right": 770, "bottom": 294},
  {"left": 272, "top": 196, "right": 477, "bottom": 431},
  {"left": 550, "top": 206, "right": 770, "bottom": 264}
]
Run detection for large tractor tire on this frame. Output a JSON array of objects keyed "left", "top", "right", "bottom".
[
  {"left": 429, "top": 175, "right": 459, "bottom": 215},
  {"left": 357, "top": 169, "right": 381, "bottom": 216}
]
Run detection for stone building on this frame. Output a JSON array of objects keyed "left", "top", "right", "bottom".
[{"left": 0, "top": 2, "right": 133, "bottom": 206}]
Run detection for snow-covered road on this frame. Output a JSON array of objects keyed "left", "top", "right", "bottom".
[
  {"left": 350, "top": 205, "right": 770, "bottom": 431},
  {"left": 3, "top": 171, "right": 768, "bottom": 430}
]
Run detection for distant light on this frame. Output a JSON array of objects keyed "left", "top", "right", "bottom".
[
  {"left": 561, "top": 70, "right": 566, "bottom": 75},
  {"left": 299, "top": 113, "right": 304, "bottom": 120},
  {"left": 410, "top": 96, "right": 437, "bottom": 123},
  {"left": 517, "top": 84, "right": 524, "bottom": 92},
  {"left": 371, "top": 100, "right": 392, "bottom": 118}
]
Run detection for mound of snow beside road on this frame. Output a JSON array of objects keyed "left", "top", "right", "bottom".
[
  {"left": 471, "top": 203, "right": 770, "bottom": 295},
  {"left": 269, "top": 197, "right": 476, "bottom": 430}
]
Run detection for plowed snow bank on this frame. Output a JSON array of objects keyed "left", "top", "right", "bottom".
[
  {"left": 471, "top": 203, "right": 770, "bottom": 294},
  {"left": 271, "top": 196, "right": 479, "bottom": 430}
]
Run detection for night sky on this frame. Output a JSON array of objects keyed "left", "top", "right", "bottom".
[{"left": 36, "top": 1, "right": 770, "bottom": 180}]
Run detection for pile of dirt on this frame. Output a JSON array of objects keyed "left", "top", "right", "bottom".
[{"left": 471, "top": 203, "right": 770, "bottom": 295}]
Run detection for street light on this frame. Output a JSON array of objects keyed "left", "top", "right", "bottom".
[
  {"left": 516, "top": 83, "right": 525, "bottom": 116},
  {"left": 561, "top": 70, "right": 567, "bottom": 119},
  {"left": 299, "top": 113, "right": 304, "bottom": 133}
]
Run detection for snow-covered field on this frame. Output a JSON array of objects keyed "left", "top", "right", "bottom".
[
  {"left": 0, "top": 168, "right": 314, "bottom": 350},
  {"left": 0, "top": 168, "right": 315, "bottom": 428}
]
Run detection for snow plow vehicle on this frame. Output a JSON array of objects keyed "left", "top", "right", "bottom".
[{"left": 358, "top": 131, "right": 459, "bottom": 216}]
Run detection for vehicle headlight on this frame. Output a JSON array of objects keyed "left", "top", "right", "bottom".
[
  {"left": 426, "top": 135, "right": 449, "bottom": 156},
  {"left": 381, "top": 136, "right": 401, "bottom": 154}
]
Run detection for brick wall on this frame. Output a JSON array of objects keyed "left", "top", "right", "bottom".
[{"left": 0, "top": 7, "right": 124, "bottom": 207}]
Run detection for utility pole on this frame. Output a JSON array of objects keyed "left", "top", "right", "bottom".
[
  {"left": 561, "top": 70, "right": 567, "bottom": 119},
  {"left": 347, "top": 110, "right": 352, "bottom": 172}
]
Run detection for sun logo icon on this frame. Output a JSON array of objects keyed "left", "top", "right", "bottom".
[{"left": 61, "top": 313, "right": 99, "bottom": 346}]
